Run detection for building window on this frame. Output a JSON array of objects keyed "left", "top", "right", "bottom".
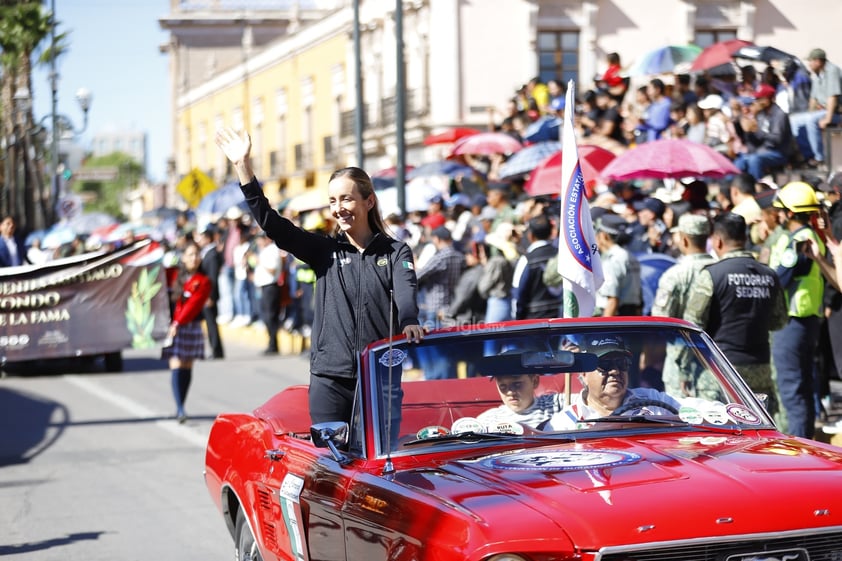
[
  {"left": 694, "top": 29, "right": 737, "bottom": 49},
  {"left": 537, "top": 30, "right": 579, "bottom": 85}
]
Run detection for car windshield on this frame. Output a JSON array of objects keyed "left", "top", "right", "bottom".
[{"left": 360, "top": 321, "right": 774, "bottom": 458}]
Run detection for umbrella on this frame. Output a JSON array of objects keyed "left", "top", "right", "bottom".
[
  {"left": 286, "top": 186, "right": 329, "bottom": 213},
  {"left": 196, "top": 181, "right": 247, "bottom": 215},
  {"left": 377, "top": 181, "right": 444, "bottom": 217},
  {"left": 423, "top": 127, "right": 482, "bottom": 146},
  {"left": 105, "top": 222, "right": 155, "bottom": 243},
  {"left": 498, "top": 141, "right": 562, "bottom": 179},
  {"left": 689, "top": 39, "right": 754, "bottom": 72},
  {"left": 42, "top": 223, "right": 78, "bottom": 249},
  {"left": 600, "top": 138, "right": 740, "bottom": 181},
  {"left": 68, "top": 212, "right": 119, "bottom": 235},
  {"left": 448, "top": 132, "right": 523, "bottom": 157},
  {"left": 626, "top": 44, "right": 702, "bottom": 76},
  {"left": 406, "top": 160, "right": 476, "bottom": 180},
  {"left": 638, "top": 254, "right": 677, "bottom": 315},
  {"left": 523, "top": 145, "right": 617, "bottom": 198},
  {"left": 522, "top": 116, "right": 562, "bottom": 143},
  {"left": 733, "top": 44, "right": 796, "bottom": 64}
]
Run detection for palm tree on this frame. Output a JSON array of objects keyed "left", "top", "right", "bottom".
[{"left": 0, "top": 1, "right": 55, "bottom": 233}]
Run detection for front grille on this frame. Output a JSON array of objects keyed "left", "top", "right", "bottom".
[{"left": 597, "top": 529, "right": 842, "bottom": 561}]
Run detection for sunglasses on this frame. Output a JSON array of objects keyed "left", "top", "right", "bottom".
[{"left": 597, "top": 355, "right": 631, "bottom": 372}]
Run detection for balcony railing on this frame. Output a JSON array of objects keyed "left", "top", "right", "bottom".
[{"left": 338, "top": 88, "right": 425, "bottom": 139}]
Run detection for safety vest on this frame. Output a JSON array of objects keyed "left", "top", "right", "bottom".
[{"left": 769, "top": 226, "right": 824, "bottom": 318}]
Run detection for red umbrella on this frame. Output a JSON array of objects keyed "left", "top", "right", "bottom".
[
  {"left": 599, "top": 138, "right": 740, "bottom": 181},
  {"left": 423, "top": 127, "right": 483, "bottom": 146},
  {"left": 524, "top": 145, "right": 617, "bottom": 199},
  {"left": 370, "top": 165, "right": 415, "bottom": 178},
  {"left": 448, "top": 132, "right": 523, "bottom": 157},
  {"left": 690, "top": 39, "right": 754, "bottom": 72}
]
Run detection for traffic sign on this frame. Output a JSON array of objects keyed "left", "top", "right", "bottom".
[{"left": 177, "top": 168, "right": 217, "bottom": 208}]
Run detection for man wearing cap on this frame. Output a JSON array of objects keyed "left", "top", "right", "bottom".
[
  {"left": 628, "top": 197, "right": 670, "bottom": 255},
  {"left": 594, "top": 214, "right": 643, "bottom": 316},
  {"left": 683, "top": 213, "right": 786, "bottom": 412},
  {"left": 789, "top": 48, "right": 841, "bottom": 168},
  {"left": 734, "top": 83, "right": 793, "bottom": 181},
  {"left": 548, "top": 335, "right": 681, "bottom": 430},
  {"left": 653, "top": 214, "right": 716, "bottom": 396}
]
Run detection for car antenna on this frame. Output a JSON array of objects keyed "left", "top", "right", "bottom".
[{"left": 382, "top": 289, "right": 396, "bottom": 478}]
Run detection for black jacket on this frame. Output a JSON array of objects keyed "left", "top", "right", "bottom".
[{"left": 242, "top": 178, "right": 419, "bottom": 378}]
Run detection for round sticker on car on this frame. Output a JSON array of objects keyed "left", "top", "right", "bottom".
[
  {"left": 725, "top": 404, "right": 762, "bottom": 425},
  {"left": 481, "top": 449, "right": 641, "bottom": 471},
  {"left": 451, "top": 417, "right": 485, "bottom": 434},
  {"left": 379, "top": 348, "right": 407, "bottom": 367},
  {"left": 416, "top": 425, "right": 449, "bottom": 439}
]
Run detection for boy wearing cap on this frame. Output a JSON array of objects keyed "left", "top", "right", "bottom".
[
  {"left": 548, "top": 336, "right": 681, "bottom": 430},
  {"left": 734, "top": 84, "right": 793, "bottom": 181},
  {"left": 789, "top": 48, "right": 841, "bottom": 167}
]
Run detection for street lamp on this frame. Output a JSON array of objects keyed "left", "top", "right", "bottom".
[{"left": 11, "top": 85, "right": 91, "bottom": 229}]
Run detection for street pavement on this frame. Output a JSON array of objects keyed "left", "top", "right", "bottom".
[{"left": 0, "top": 330, "right": 310, "bottom": 561}]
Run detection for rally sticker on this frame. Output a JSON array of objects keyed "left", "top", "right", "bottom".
[
  {"left": 451, "top": 417, "right": 485, "bottom": 434},
  {"left": 702, "top": 404, "right": 729, "bottom": 425},
  {"left": 378, "top": 348, "right": 407, "bottom": 367},
  {"left": 416, "top": 426, "right": 450, "bottom": 439},
  {"left": 486, "top": 421, "right": 524, "bottom": 435},
  {"left": 280, "top": 473, "right": 305, "bottom": 502},
  {"left": 482, "top": 450, "right": 641, "bottom": 471},
  {"left": 678, "top": 406, "right": 704, "bottom": 424},
  {"left": 725, "top": 404, "right": 762, "bottom": 425}
]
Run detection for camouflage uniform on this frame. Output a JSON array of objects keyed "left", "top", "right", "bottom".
[
  {"left": 653, "top": 252, "right": 716, "bottom": 396},
  {"left": 683, "top": 249, "right": 788, "bottom": 411}
]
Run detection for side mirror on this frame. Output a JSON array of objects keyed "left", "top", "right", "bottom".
[{"left": 310, "top": 422, "right": 351, "bottom": 464}]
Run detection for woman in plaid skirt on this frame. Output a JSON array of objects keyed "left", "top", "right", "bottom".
[{"left": 162, "top": 240, "right": 212, "bottom": 422}]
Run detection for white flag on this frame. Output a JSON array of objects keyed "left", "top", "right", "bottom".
[{"left": 559, "top": 81, "right": 603, "bottom": 317}]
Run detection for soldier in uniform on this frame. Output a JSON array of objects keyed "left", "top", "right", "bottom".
[
  {"left": 651, "top": 214, "right": 716, "bottom": 396},
  {"left": 684, "top": 213, "right": 787, "bottom": 416}
]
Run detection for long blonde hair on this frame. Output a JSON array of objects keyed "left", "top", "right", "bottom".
[{"left": 329, "top": 167, "right": 392, "bottom": 239}]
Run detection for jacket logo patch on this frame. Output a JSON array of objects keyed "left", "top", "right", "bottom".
[
  {"left": 377, "top": 257, "right": 389, "bottom": 267},
  {"left": 402, "top": 261, "right": 414, "bottom": 270}
]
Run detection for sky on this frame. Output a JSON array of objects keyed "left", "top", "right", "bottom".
[{"left": 33, "top": 0, "right": 172, "bottom": 183}]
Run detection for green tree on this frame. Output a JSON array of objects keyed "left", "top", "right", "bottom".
[
  {"left": 0, "top": 1, "right": 61, "bottom": 232},
  {"left": 74, "top": 152, "right": 142, "bottom": 219}
]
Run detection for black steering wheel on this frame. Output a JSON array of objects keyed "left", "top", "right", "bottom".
[{"left": 612, "top": 398, "right": 680, "bottom": 416}]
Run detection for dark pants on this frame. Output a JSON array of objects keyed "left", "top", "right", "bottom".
[
  {"left": 773, "top": 316, "right": 820, "bottom": 439},
  {"left": 309, "top": 373, "right": 357, "bottom": 425},
  {"left": 202, "top": 303, "right": 225, "bottom": 359},
  {"left": 260, "top": 283, "right": 281, "bottom": 352}
]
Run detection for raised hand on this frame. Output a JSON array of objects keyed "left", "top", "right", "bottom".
[{"left": 216, "top": 127, "right": 252, "bottom": 165}]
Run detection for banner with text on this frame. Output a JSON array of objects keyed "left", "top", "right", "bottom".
[{"left": 0, "top": 240, "right": 170, "bottom": 363}]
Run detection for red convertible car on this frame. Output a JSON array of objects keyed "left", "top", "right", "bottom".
[{"left": 205, "top": 317, "right": 842, "bottom": 561}]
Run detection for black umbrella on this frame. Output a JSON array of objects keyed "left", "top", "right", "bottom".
[{"left": 734, "top": 45, "right": 795, "bottom": 64}]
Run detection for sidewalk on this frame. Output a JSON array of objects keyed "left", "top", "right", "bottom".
[{"left": 217, "top": 320, "right": 310, "bottom": 356}]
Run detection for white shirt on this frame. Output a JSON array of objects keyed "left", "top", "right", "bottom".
[
  {"left": 477, "top": 393, "right": 565, "bottom": 429},
  {"left": 253, "top": 242, "right": 282, "bottom": 288},
  {"left": 548, "top": 387, "right": 680, "bottom": 430}
]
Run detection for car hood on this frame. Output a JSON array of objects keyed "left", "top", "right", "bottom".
[{"left": 393, "top": 433, "right": 842, "bottom": 547}]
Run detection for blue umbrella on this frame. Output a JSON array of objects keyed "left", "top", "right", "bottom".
[
  {"left": 406, "top": 160, "right": 476, "bottom": 180},
  {"left": 637, "top": 253, "right": 677, "bottom": 315},
  {"left": 627, "top": 44, "right": 702, "bottom": 76},
  {"left": 522, "top": 116, "right": 561, "bottom": 143},
  {"left": 42, "top": 223, "right": 77, "bottom": 249},
  {"left": 196, "top": 181, "right": 248, "bottom": 215},
  {"left": 498, "top": 141, "right": 562, "bottom": 179}
]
